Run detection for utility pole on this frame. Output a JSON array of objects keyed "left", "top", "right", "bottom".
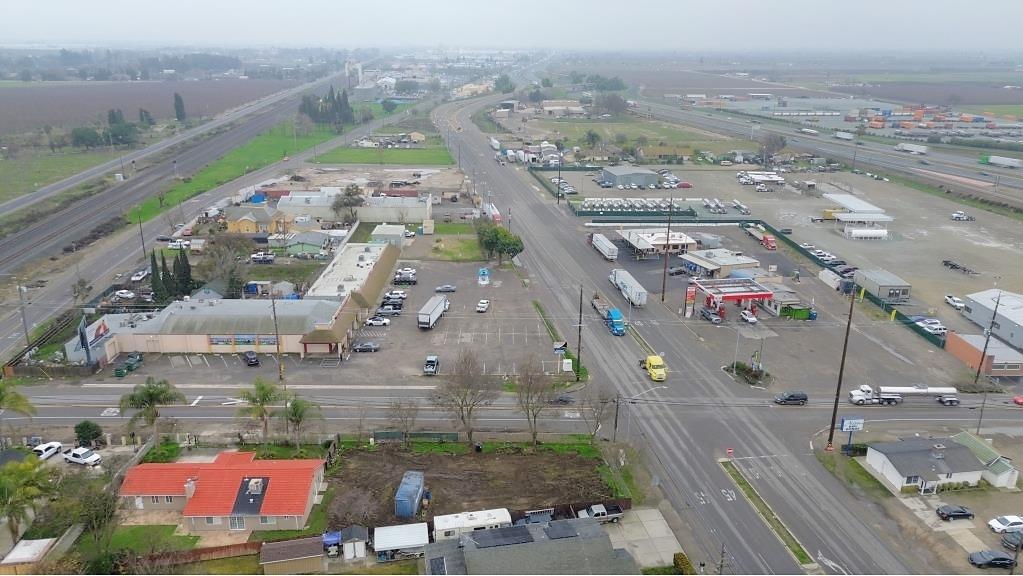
[
  {"left": 826, "top": 290, "right": 856, "bottom": 451},
  {"left": 660, "top": 197, "right": 673, "bottom": 302},
  {"left": 173, "top": 159, "right": 178, "bottom": 179},
  {"left": 975, "top": 288, "right": 1003, "bottom": 434},
  {"left": 16, "top": 283, "right": 31, "bottom": 347},
  {"left": 612, "top": 393, "right": 620, "bottom": 443},
  {"left": 270, "top": 297, "right": 288, "bottom": 433},
  {"left": 716, "top": 543, "right": 728, "bottom": 575},
  {"left": 556, "top": 160, "right": 563, "bottom": 205},
  {"left": 576, "top": 285, "right": 583, "bottom": 382},
  {"left": 137, "top": 210, "right": 146, "bottom": 260}
]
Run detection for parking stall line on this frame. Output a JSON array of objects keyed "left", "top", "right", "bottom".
[{"left": 184, "top": 355, "right": 193, "bottom": 368}]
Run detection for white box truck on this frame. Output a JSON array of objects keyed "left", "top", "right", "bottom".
[
  {"left": 417, "top": 295, "right": 448, "bottom": 329},
  {"left": 894, "top": 143, "right": 929, "bottom": 155},
  {"left": 590, "top": 233, "right": 618, "bottom": 261},
  {"left": 609, "top": 269, "right": 647, "bottom": 307},
  {"left": 981, "top": 155, "right": 1021, "bottom": 169},
  {"left": 834, "top": 131, "right": 854, "bottom": 141}
]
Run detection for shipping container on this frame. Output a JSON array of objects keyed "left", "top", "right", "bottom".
[
  {"left": 868, "top": 121, "right": 885, "bottom": 129},
  {"left": 395, "top": 471, "right": 425, "bottom": 519},
  {"left": 900, "top": 121, "right": 915, "bottom": 129}
]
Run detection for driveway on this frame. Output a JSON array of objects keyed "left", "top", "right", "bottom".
[{"left": 604, "top": 507, "right": 683, "bottom": 568}]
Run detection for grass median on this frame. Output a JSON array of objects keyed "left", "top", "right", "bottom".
[{"left": 721, "top": 459, "right": 813, "bottom": 565}]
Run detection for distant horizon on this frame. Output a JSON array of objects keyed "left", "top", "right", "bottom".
[{"left": 5, "top": 0, "right": 1023, "bottom": 54}]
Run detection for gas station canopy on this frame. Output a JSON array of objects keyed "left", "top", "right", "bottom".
[{"left": 692, "top": 278, "right": 774, "bottom": 302}]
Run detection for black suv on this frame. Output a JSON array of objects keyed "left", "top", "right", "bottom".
[
  {"left": 393, "top": 275, "right": 417, "bottom": 286},
  {"left": 243, "top": 351, "right": 260, "bottom": 366}
]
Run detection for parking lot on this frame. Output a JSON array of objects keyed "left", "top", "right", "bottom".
[{"left": 345, "top": 260, "right": 561, "bottom": 380}]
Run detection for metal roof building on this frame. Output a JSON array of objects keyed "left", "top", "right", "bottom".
[
  {"left": 600, "top": 166, "right": 659, "bottom": 187},
  {"left": 962, "top": 289, "right": 1023, "bottom": 349},
  {"left": 822, "top": 193, "right": 886, "bottom": 214}
]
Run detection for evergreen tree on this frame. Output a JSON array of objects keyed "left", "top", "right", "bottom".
[
  {"left": 160, "top": 253, "right": 175, "bottom": 297},
  {"left": 150, "top": 251, "right": 168, "bottom": 303},
  {"left": 339, "top": 90, "right": 354, "bottom": 125},
  {"left": 173, "top": 92, "right": 186, "bottom": 122},
  {"left": 171, "top": 253, "right": 184, "bottom": 297},
  {"left": 180, "top": 251, "right": 193, "bottom": 292}
]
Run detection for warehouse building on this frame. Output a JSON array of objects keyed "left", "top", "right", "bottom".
[
  {"left": 962, "top": 289, "right": 1023, "bottom": 350},
  {"left": 945, "top": 332, "right": 1023, "bottom": 377},
  {"left": 679, "top": 249, "right": 759, "bottom": 278},
  {"left": 600, "top": 166, "right": 659, "bottom": 188},
  {"left": 853, "top": 269, "right": 911, "bottom": 302}
]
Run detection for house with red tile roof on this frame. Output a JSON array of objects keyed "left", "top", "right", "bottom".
[{"left": 119, "top": 451, "right": 325, "bottom": 532}]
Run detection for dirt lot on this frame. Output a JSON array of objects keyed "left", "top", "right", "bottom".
[
  {"left": 835, "top": 82, "right": 1023, "bottom": 106},
  {"left": 326, "top": 445, "right": 611, "bottom": 527},
  {"left": 0, "top": 78, "right": 298, "bottom": 134}
]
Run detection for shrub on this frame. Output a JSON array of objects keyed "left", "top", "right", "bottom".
[{"left": 673, "top": 552, "right": 695, "bottom": 575}]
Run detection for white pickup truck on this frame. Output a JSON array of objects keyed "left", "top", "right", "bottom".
[
  {"left": 63, "top": 447, "right": 102, "bottom": 466},
  {"left": 574, "top": 503, "right": 624, "bottom": 524}
]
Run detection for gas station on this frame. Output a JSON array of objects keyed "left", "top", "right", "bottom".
[{"left": 688, "top": 277, "right": 775, "bottom": 320}]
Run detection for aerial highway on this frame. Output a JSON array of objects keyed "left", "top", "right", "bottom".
[{"left": 432, "top": 95, "right": 930, "bottom": 574}]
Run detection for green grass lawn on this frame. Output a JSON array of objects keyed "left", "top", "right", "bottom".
[
  {"left": 248, "top": 486, "right": 333, "bottom": 542},
  {"left": 721, "top": 460, "right": 812, "bottom": 565},
  {"left": 314, "top": 146, "right": 453, "bottom": 165},
  {"left": 244, "top": 261, "right": 326, "bottom": 285},
  {"left": 77, "top": 525, "right": 198, "bottom": 558},
  {"left": 175, "top": 554, "right": 260, "bottom": 575},
  {"left": 431, "top": 222, "right": 474, "bottom": 235},
  {"left": 349, "top": 221, "right": 375, "bottom": 243},
  {"left": 471, "top": 108, "right": 510, "bottom": 134},
  {"left": 426, "top": 237, "right": 484, "bottom": 261},
  {"left": 0, "top": 148, "right": 123, "bottom": 204},
  {"left": 333, "top": 560, "right": 418, "bottom": 575},
  {"left": 961, "top": 105, "right": 1023, "bottom": 119}
]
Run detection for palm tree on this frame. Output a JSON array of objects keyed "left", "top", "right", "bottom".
[
  {"left": 0, "top": 459, "right": 55, "bottom": 537},
  {"left": 282, "top": 396, "right": 320, "bottom": 450},
  {"left": 238, "top": 378, "right": 282, "bottom": 444},
  {"left": 0, "top": 379, "right": 35, "bottom": 442},
  {"left": 118, "top": 377, "right": 185, "bottom": 443}
]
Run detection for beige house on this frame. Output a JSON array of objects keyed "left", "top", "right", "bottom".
[{"left": 223, "top": 206, "right": 292, "bottom": 234}]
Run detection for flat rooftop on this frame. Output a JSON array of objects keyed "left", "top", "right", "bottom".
[
  {"left": 307, "top": 243, "right": 387, "bottom": 300},
  {"left": 104, "top": 299, "right": 341, "bottom": 336},
  {"left": 682, "top": 248, "right": 759, "bottom": 269},
  {"left": 617, "top": 228, "right": 696, "bottom": 251},
  {"left": 602, "top": 166, "right": 657, "bottom": 176},
  {"left": 856, "top": 268, "right": 910, "bottom": 287},
  {"left": 956, "top": 334, "right": 1023, "bottom": 364},
  {"left": 834, "top": 212, "right": 894, "bottom": 222},
  {"left": 823, "top": 193, "right": 885, "bottom": 214},
  {"left": 966, "top": 289, "right": 1023, "bottom": 325}
]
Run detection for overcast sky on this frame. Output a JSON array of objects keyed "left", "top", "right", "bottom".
[{"left": 4, "top": 0, "right": 1023, "bottom": 53}]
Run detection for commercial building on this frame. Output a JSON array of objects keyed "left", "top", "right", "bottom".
[
  {"left": 962, "top": 289, "right": 1023, "bottom": 350},
  {"left": 616, "top": 229, "right": 696, "bottom": 259},
  {"left": 866, "top": 438, "right": 984, "bottom": 494},
  {"left": 119, "top": 451, "right": 325, "bottom": 532},
  {"left": 599, "top": 166, "right": 659, "bottom": 188},
  {"left": 424, "top": 518, "right": 637, "bottom": 575},
  {"left": 679, "top": 249, "right": 759, "bottom": 279},
  {"left": 853, "top": 269, "right": 911, "bottom": 302},
  {"left": 944, "top": 332, "right": 1023, "bottom": 377},
  {"left": 371, "top": 224, "right": 407, "bottom": 246}
]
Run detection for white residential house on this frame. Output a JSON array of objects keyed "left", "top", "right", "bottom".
[{"left": 865, "top": 437, "right": 985, "bottom": 494}]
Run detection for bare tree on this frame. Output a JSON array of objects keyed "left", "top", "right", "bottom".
[
  {"left": 516, "top": 357, "right": 556, "bottom": 447},
  {"left": 580, "top": 383, "right": 615, "bottom": 439},
  {"left": 759, "top": 133, "right": 787, "bottom": 168},
  {"left": 432, "top": 350, "right": 498, "bottom": 446},
  {"left": 389, "top": 399, "right": 420, "bottom": 448},
  {"left": 193, "top": 234, "right": 251, "bottom": 285}
]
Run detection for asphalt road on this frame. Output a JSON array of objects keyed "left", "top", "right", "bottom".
[
  {"left": 637, "top": 101, "right": 1023, "bottom": 205},
  {"left": 0, "top": 100, "right": 436, "bottom": 362},
  {"left": 432, "top": 95, "right": 928, "bottom": 574}
]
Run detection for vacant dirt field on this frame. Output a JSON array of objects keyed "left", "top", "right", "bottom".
[
  {"left": 0, "top": 78, "right": 298, "bottom": 134},
  {"left": 835, "top": 82, "right": 1023, "bottom": 106},
  {"left": 327, "top": 445, "right": 611, "bottom": 527}
]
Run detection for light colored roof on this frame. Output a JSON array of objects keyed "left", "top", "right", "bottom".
[
  {"left": 120, "top": 451, "right": 323, "bottom": 517},
  {"left": 617, "top": 229, "right": 696, "bottom": 251},
  {"left": 374, "top": 523, "right": 429, "bottom": 551},
  {"left": 372, "top": 224, "right": 406, "bottom": 236},
  {"left": 365, "top": 195, "right": 424, "bottom": 208},
  {"left": 965, "top": 289, "right": 1023, "bottom": 326},
  {"left": 822, "top": 193, "right": 885, "bottom": 214},
  {"left": 855, "top": 269, "right": 910, "bottom": 288},
  {"left": 306, "top": 243, "right": 388, "bottom": 300},
  {"left": 682, "top": 249, "right": 759, "bottom": 268},
  {"left": 602, "top": 166, "right": 657, "bottom": 177},
  {"left": 434, "top": 509, "right": 512, "bottom": 532},
  {"left": 149, "top": 299, "right": 339, "bottom": 335},
  {"left": 953, "top": 334, "right": 1023, "bottom": 364},
  {"left": 834, "top": 213, "right": 894, "bottom": 222},
  {"left": 1, "top": 539, "right": 56, "bottom": 565}
]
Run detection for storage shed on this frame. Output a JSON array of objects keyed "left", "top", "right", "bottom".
[
  {"left": 371, "top": 224, "right": 407, "bottom": 246},
  {"left": 394, "top": 470, "right": 425, "bottom": 518},
  {"left": 0, "top": 538, "right": 56, "bottom": 575},
  {"left": 341, "top": 525, "right": 370, "bottom": 560},
  {"left": 853, "top": 269, "right": 911, "bottom": 302},
  {"left": 374, "top": 523, "right": 429, "bottom": 562},
  {"left": 600, "top": 166, "right": 659, "bottom": 188},
  {"left": 259, "top": 536, "right": 325, "bottom": 575}
]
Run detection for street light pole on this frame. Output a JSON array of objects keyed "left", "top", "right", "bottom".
[
  {"left": 975, "top": 288, "right": 1003, "bottom": 435},
  {"left": 660, "top": 197, "right": 673, "bottom": 303},
  {"left": 270, "top": 297, "right": 288, "bottom": 433},
  {"left": 575, "top": 285, "right": 583, "bottom": 382},
  {"left": 826, "top": 289, "right": 856, "bottom": 452}
]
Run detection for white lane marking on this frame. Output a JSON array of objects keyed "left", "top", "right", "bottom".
[
  {"left": 100, "top": 408, "right": 120, "bottom": 417},
  {"left": 221, "top": 398, "right": 247, "bottom": 406},
  {"left": 190, "top": 396, "right": 203, "bottom": 407}
]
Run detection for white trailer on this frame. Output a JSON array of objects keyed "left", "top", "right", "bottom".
[
  {"left": 609, "top": 269, "right": 648, "bottom": 307},
  {"left": 834, "top": 131, "right": 854, "bottom": 141},
  {"left": 879, "top": 385, "right": 958, "bottom": 397},
  {"left": 984, "top": 155, "right": 1021, "bottom": 169},
  {"left": 895, "top": 143, "right": 929, "bottom": 155},
  {"left": 417, "top": 295, "right": 448, "bottom": 329},
  {"left": 590, "top": 233, "right": 618, "bottom": 261},
  {"left": 433, "top": 508, "right": 512, "bottom": 541},
  {"left": 489, "top": 137, "right": 500, "bottom": 151}
]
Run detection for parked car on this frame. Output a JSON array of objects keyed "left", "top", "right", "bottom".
[
  {"left": 32, "top": 441, "right": 62, "bottom": 461},
  {"left": 352, "top": 342, "right": 380, "bottom": 353},
  {"left": 114, "top": 290, "right": 136, "bottom": 300},
  {"left": 385, "top": 290, "right": 408, "bottom": 300},
  {"left": 243, "top": 351, "right": 260, "bottom": 366},
  {"left": 423, "top": 355, "right": 439, "bottom": 375},
  {"left": 403, "top": 230, "right": 416, "bottom": 238},
  {"left": 937, "top": 505, "right": 975, "bottom": 521},
  {"left": 668, "top": 266, "right": 686, "bottom": 276},
  {"left": 64, "top": 447, "right": 102, "bottom": 466},
  {"left": 969, "top": 550, "right": 1016, "bottom": 569},
  {"left": 393, "top": 275, "right": 417, "bottom": 286},
  {"left": 130, "top": 270, "right": 150, "bottom": 282},
  {"left": 435, "top": 284, "right": 457, "bottom": 293},
  {"left": 397, "top": 267, "right": 417, "bottom": 275},
  {"left": 799, "top": 243, "right": 816, "bottom": 250},
  {"left": 1001, "top": 532, "right": 1023, "bottom": 551},
  {"left": 375, "top": 306, "right": 402, "bottom": 316},
  {"left": 155, "top": 235, "right": 171, "bottom": 242},
  {"left": 989, "top": 516, "right": 1023, "bottom": 533},
  {"left": 945, "top": 295, "right": 965, "bottom": 310},
  {"left": 700, "top": 308, "right": 722, "bottom": 324},
  {"left": 381, "top": 298, "right": 404, "bottom": 309},
  {"left": 826, "top": 260, "right": 848, "bottom": 269},
  {"left": 739, "top": 310, "right": 758, "bottom": 324},
  {"left": 476, "top": 299, "right": 490, "bottom": 313},
  {"left": 364, "top": 316, "right": 391, "bottom": 327}
]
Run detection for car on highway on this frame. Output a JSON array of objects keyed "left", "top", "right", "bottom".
[
  {"left": 476, "top": 299, "right": 490, "bottom": 313},
  {"left": 969, "top": 550, "right": 1016, "bottom": 569},
  {"left": 364, "top": 316, "right": 391, "bottom": 327},
  {"left": 435, "top": 284, "right": 457, "bottom": 293},
  {"left": 700, "top": 308, "right": 722, "bottom": 324},
  {"left": 352, "top": 342, "right": 380, "bottom": 353},
  {"left": 739, "top": 310, "right": 758, "bottom": 324},
  {"left": 549, "top": 394, "right": 575, "bottom": 405},
  {"left": 937, "top": 504, "right": 975, "bottom": 521},
  {"left": 945, "top": 295, "right": 965, "bottom": 310},
  {"left": 1015, "top": 396, "right": 1023, "bottom": 407},
  {"left": 668, "top": 266, "right": 686, "bottom": 276},
  {"left": 64, "top": 447, "right": 102, "bottom": 466},
  {"left": 774, "top": 391, "right": 808, "bottom": 406},
  {"left": 243, "top": 351, "right": 260, "bottom": 366},
  {"left": 989, "top": 516, "right": 1023, "bottom": 533},
  {"left": 32, "top": 441, "right": 62, "bottom": 461},
  {"left": 156, "top": 235, "right": 172, "bottom": 242}
]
